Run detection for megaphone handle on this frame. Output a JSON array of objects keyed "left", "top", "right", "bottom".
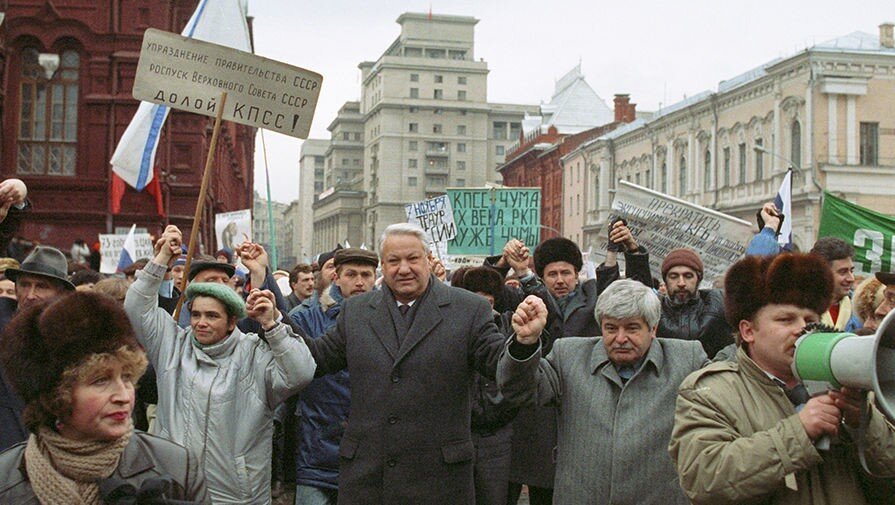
[{"left": 815, "top": 435, "right": 831, "bottom": 451}]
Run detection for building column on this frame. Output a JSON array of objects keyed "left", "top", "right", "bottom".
[
  {"left": 828, "top": 94, "right": 838, "bottom": 164},
  {"left": 687, "top": 131, "right": 695, "bottom": 196},
  {"left": 804, "top": 79, "right": 814, "bottom": 192},
  {"left": 773, "top": 95, "right": 783, "bottom": 171},
  {"left": 846, "top": 95, "right": 857, "bottom": 164},
  {"left": 667, "top": 139, "right": 674, "bottom": 193}
]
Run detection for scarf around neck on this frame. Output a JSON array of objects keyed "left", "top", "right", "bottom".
[{"left": 25, "top": 423, "right": 132, "bottom": 505}]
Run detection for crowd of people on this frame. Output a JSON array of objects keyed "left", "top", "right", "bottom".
[{"left": 0, "top": 176, "right": 892, "bottom": 505}]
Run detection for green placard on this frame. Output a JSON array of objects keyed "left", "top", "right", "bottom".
[
  {"left": 818, "top": 191, "right": 895, "bottom": 276},
  {"left": 447, "top": 188, "right": 541, "bottom": 255}
]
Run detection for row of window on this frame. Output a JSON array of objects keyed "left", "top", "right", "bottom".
[
  {"left": 409, "top": 88, "right": 467, "bottom": 101},
  {"left": 407, "top": 176, "right": 466, "bottom": 187},
  {"left": 403, "top": 47, "right": 467, "bottom": 60},
  {"left": 408, "top": 159, "right": 467, "bottom": 171},
  {"left": 410, "top": 73, "right": 467, "bottom": 85}
]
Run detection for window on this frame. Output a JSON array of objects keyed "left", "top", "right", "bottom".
[
  {"left": 456, "top": 160, "right": 466, "bottom": 170},
  {"left": 635, "top": 172, "right": 641, "bottom": 186},
  {"left": 661, "top": 162, "right": 668, "bottom": 192},
  {"left": 342, "top": 158, "right": 349, "bottom": 166},
  {"left": 410, "top": 73, "right": 419, "bottom": 82},
  {"left": 409, "top": 107, "right": 419, "bottom": 113},
  {"left": 18, "top": 48, "right": 79, "bottom": 175},
  {"left": 408, "top": 159, "right": 417, "bottom": 169},
  {"left": 723, "top": 147, "right": 731, "bottom": 186},
  {"left": 409, "top": 88, "right": 419, "bottom": 99},
  {"left": 354, "top": 132, "right": 362, "bottom": 141},
  {"left": 644, "top": 169, "right": 651, "bottom": 188},
  {"left": 433, "top": 89, "right": 443, "bottom": 100},
  {"left": 754, "top": 138, "right": 763, "bottom": 180},
  {"left": 405, "top": 47, "right": 422, "bottom": 57},
  {"left": 449, "top": 50, "right": 466, "bottom": 60},
  {"left": 433, "top": 75, "right": 443, "bottom": 84},
  {"left": 577, "top": 195, "right": 580, "bottom": 215},
  {"left": 455, "top": 178, "right": 465, "bottom": 187},
  {"left": 456, "top": 125, "right": 466, "bottom": 135},
  {"left": 433, "top": 108, "right": 443, "bottom": 115},
  {"left": 408, "top": 123, "right": 418, "bottom": 133},
  {"left": 704, "top": 149, "right": 712, "bottom": 191},
  {"left": 860, "top": 122, "right": 879, "bottom": 165},
  {"left": 458, "top": 76, "right": 467, "bottom": 85},
  {"left": 342, "top": 132, "right": 350, "bottom": 141},
  {"left": 510, "top": 122, "right": 522, "bottom": 140},
  {"left": 496, "top": 145, "right": 505, "bottom": 156},
  {"left": 409, "top": 140, "right": 418, "bottom": 151},
  {"left": 457, "top": 90, "right": 467, "bottom": 101},
  {"left": 493, "top": 122, "right": 507, "bottom": 139},
  {"left": 408, "top": 176, "right": 417, "bottom": 186},
  {"left": 789, "top": 121, "right": 801, "bottom": 168},
  {"left": 425, "top": 48, "right": 446, "bottom": 58},
  {"left": 679, "top": 155, "right": 687, "bottom": 195},
  {"left": 738, "top": 143, "right": 747, "bottom": 183},
  {"left": 432, "top": 124, "right": 442, "bottom": 134},
  {"left": 457, "top": 143, "right": 466, "bottom": 153}
]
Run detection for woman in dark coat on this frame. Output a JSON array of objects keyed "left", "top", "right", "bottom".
[{"left": 0, "top": 291, "right": 207, "bottom": 504}]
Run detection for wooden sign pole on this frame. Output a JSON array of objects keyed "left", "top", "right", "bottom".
[{"left": 173, "top": 91, "right": 228, "bottom": 321}]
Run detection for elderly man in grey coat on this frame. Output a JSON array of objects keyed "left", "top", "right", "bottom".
[{"left": 498, "top": 279, "right": 707, "bottom": 505}]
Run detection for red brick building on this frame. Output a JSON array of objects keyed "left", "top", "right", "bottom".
[
  {"left": 498, "top": 95, "right": 636, "bottom": 240},
  {"left": 0, "top": 0, "right": 255, "bottom": 251}
]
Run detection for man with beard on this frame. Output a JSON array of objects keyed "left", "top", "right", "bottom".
[{"left": 656, "top": 248, "right": 732, "bottom": 358}]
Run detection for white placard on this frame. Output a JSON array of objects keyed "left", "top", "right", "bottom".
[
  {"left": 215, "top": 209, "right": 252, "bottom": 251},
  {"left": 98, "top": 233, "right": 154, "bottom": 274}
]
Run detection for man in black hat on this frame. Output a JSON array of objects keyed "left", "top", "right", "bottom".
[{"left": 0, "top": 245, "right": 75, "bottom": 452}]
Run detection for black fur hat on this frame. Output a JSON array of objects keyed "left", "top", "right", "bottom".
[
  {"left": 0, "top": 291, "right": 140, "bottom": 406},
  {"left": 534, "top": 237, "right": 582, "bottom": 278},
  {"left": 724, "top": 253, "right": 834, "bottom": 326}
]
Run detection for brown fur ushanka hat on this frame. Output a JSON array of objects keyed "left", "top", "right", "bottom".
[
  {"left": 0, "top": 291, "right": 140, "bottom": 405},
  {"left": 724, "top": 253, "right": 834, "bottom": 326}
]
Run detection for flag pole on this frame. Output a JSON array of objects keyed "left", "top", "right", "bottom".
[
  {"left": 260, "top": 129, "right": 278, "bottom": 270},
  {"left": 174, "top": 91, "right": 228, "bottom": 321}
]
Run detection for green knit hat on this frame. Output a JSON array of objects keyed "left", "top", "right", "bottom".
[{"left": 185, "top": 282, "right": 247, "bottom": 319}]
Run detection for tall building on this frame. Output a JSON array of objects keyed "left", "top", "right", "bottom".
[
  {"left": 356, "top": 13, "right": 537, "bottom": 248},
  {"left": 568, "top": 24, "right": 895, "bottom": 263},
  {"left": 2, "top": 0, "right": 255, "bottom": 250},
  {"left": 252, "top": 190, "right": 288, "bottom": 266},
  {"left": 298, "top": 139, "right": 329, "bottom": 257}
]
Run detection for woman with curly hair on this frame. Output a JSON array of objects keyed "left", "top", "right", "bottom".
[{"left": 0, "top": 291, "right": 207, "bottom": 503}]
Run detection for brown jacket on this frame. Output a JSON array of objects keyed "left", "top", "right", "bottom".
[
  {"left": 0, "top": 431, "right": 208, "bottom": 504},
  {"left": 669, "top": 347, "right": 895, "bottom": 505}
]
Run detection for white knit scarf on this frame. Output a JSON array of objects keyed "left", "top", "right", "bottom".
[{"left": 24, "top": 423, "right": 132, "bottom": 505}]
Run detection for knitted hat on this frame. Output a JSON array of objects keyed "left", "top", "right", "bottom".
[
  {"left": 661, "top": 248, "right": 704, "bottom": 281},
  {"left": 186, "top": 282, "right": 247, "bottom": 319},
  {"left": 534, "top": 238, "right": 582, "bottom": 278},
  {"left": 0, "top": 291, "right": 140, "bottom": 406},
  {"left": 188, "top": 261, "right": 236, "bottom": 281},
  {"left": 724, "top": 253, "right": 833, "bottom": 326}
]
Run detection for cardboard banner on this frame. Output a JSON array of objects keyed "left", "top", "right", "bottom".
[
  {"left": 98, "top": 232, "right": 154, "bottom": 274},
  {"left": 819, "top": 191, "right": 895, "bottom": 276},
  {"left": 405, "top": 195, "right": 456, "bottom": 259},
  {"left": 133, "top": 28, "right": 322, "bottom": 139},
  {"left": 443, "top": 255, "right": 488, "bottom": 271},
  {"left": 447, "top": 188, "right": 541, "bottom": 256},
  {"left": 594, "top": 181, "right": 753, "bottom": 286},
  {"left": 215, "top": 209, "right": 252, "bottom": 251}
]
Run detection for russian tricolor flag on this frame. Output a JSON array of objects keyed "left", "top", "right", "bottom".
[
  {"left": 110, "top": 0, "right": 252, "bottom": 213},
  {"left": 773, "top": 169, "right": 793, "bottom": 251},
  {"left": 116, "top": 224, "right": 138, "bottom": 273}
]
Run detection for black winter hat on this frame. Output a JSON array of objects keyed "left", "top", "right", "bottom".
[
  {"left": 534, "top": 237, "right": 582, "bottom": 278},
  {"left": 0, "top": 291, "right": 140, "bottom": 406},
  {"left": 452, "top": 266, "right": 503, "bottom": 299},
  {"left": 188, "top": 261, "right": 236, "bottom": 281}
]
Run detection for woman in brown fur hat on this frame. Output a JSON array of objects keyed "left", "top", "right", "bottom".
[{"left": 0, "top": 291, "right": 207, "bottom": 503}]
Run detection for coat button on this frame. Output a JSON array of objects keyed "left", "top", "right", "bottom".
[
  {"left": 391, "top": 375, "right": 400, "bottom": 383},
  {"left": 388, "top": 415, "right": 398, "bottom": 424},
  {"left": 387, "top": 459, "right": 396, "bottom": 467}
]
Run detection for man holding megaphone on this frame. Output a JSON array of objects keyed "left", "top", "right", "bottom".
[{"left": 669, "top": 253, "right": 895, "bottom": 505}]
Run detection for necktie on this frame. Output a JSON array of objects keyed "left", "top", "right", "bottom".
[{"left": 399, "top": 304, "right": 410, "bottom": 318}]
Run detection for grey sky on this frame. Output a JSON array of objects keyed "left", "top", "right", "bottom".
[{"left": 247, "top": 0, "right": 893, "bottom": 203}]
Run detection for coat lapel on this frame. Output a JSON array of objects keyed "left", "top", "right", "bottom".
[
  {"left": 394, "top": 280, "right": 447, "bottom": 365},
  {"left": 367, "top": 291, "right": 399, "bottom": 360}
]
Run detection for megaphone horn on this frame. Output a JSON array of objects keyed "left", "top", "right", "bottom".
[{"left": 792, "top": 308, "right": 895, "bottom": 422}]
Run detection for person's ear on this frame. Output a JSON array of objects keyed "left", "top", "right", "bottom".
[{"left": 739, "top": 319, "right": 756, "bottom": 344}]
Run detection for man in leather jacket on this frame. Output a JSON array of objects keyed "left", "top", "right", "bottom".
[{"left": 656, "top": 248, "right": 733, "bottom": 358}]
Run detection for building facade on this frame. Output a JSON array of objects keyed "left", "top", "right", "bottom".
[
  {"left": 570, "top": 25, "right": 895, "bottom": 257},
  {"left": 297, "top": 139, "right": 328, "bottom": 258},
  {"left": 3, "top": 0, "right": 255, "bottom": 250},
  {"left": 252, "top": 190, "right": 288, "bottom": 268}
]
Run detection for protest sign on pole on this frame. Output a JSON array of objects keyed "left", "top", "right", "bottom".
[
  {"left": 405, "top": 195, "right": 457, "bottom": 260},
  {"left": 819, "top": 191, "right": 895, "bottom": 276},
  {"left": 98, "top": 232, "right": 154, "bottom": 274},
  {"left": 447, "top": 188, "right": 541, "bottom": 256},
  {"left": 133, "top": 28, "right": 322, "bottom": 138},
  {"left": 215, "top": 209, "right": 252, "bottom": 251},
  {"left": 594, "top": 181, "right": 753, "bottom": 287}
]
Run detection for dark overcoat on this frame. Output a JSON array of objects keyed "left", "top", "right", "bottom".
[{"left": 303, "top": 277, "right": 508, "bottom": 505}]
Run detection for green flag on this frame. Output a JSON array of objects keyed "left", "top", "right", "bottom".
[{"left": 818, "top": 191, "right": 895, "bottom": 275}]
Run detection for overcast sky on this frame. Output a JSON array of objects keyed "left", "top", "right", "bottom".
[{"left": 246, "top": 0, "right": 893, "bottom": 203}]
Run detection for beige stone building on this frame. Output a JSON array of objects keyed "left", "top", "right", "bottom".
[
  {"left": 356, "top": 13, "right": 537, "bottom": 248},
  {"left": 296, "top": 139, "right": 329, "bottom": 258},
  {"left": 568, "top": 25, "right": 895, "bottom": 254}
]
